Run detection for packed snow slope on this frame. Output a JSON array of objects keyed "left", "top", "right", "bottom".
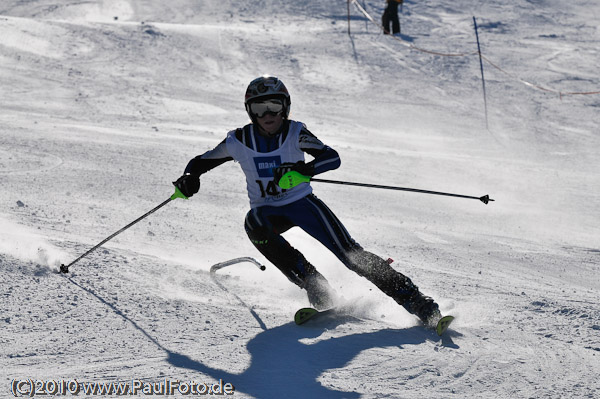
[{"left": 1, "top": 1, "right": 599, "bottom": 398}]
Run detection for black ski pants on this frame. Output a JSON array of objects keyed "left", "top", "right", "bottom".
[
  {"left": 382, "top": 4, "right": 400, "bottom": 35},
  {"left": 244, "top": 194, "right": 418, "bottom": 304}
]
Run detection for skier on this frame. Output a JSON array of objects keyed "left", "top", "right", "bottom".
[
  {"left": 382, "top": 0, "right": 403, "bottom": 35},
  {"left": 173, "top": 75, "right": 442, "bottom": 327}
]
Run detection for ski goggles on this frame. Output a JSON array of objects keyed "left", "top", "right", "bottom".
[{"left": 249, "top": 99, "right": 284, "bottom": 118}]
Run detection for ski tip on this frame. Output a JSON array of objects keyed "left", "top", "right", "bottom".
[
  {"left": 294, "top": 307, "right": 319, "bottom": 325},
  {"left": 436, "top": 315, "right": 455, "bottom": 336}
]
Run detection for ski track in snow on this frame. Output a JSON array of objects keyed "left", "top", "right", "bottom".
[{"left": 1, "top": 1, "right": 599, "bottom": 398}]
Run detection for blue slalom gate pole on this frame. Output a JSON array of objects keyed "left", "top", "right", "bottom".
[{"left": 473, "top": 16, "right": 489, "bottom": 130}]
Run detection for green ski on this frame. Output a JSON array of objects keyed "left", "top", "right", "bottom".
[
  {"left": 294, "top": 307, "right": 338, "bottom": 325},
  {"left": 295, "top": 307, "right": 455, "bottom": 336},
  {"left": 435, "top": 315, "right": 455, "bottom": 336}
]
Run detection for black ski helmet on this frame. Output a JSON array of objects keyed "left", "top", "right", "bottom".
[{"left": 244, "top": 76, "right": 291, "bottom": 121}]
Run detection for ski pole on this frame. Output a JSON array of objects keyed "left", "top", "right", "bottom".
[
  {"left": 59, "top": 186, "right": 188, "bottom": 274},
  {"left": 278, "top": 171, "right": 494, "bottom": 205}
]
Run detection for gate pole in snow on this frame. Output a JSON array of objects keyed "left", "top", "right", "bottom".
[
  {"left": 473, "top": 16, "right": 489, "bottom": 130},
  {"left": 347, "top": 0, "right": 351, "bottom": 36},
  {"left": 210, "top": 257, "right": 268, "bottom": 331}
]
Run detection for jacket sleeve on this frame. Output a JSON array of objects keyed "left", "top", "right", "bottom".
[
  {"left": 184, "top": 138, "right": 233, "bottom": 176},
  {"left": 298, "top": 126, "right": 341, "bottom": 176}
]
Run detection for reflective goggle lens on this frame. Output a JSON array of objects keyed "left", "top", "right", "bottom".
[{"left": 250, "top": 99, "right": 284, "bottom": 118}]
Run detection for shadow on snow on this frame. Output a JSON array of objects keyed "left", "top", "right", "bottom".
[{"left": 66, "top": 275, "right": 458, "bottom": 398}]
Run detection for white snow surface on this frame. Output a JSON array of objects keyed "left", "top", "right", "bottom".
[{"left": 1, "top": 0, "right": 599, "bottom": 398}]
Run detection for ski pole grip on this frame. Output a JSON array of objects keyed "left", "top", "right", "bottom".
[
  {"left": 171, "top": 186, "right": 189, "bottom": 200},
  {"left": 278, "top": 171, "right": 311, "bottom": 189}
]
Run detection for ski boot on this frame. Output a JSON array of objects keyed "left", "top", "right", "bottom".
[
  {"left": 303, "top": 272, "right": 336, "bottom": 310},
  {"left": 404, "top": 291, "right": 442, "bottom": 328}
]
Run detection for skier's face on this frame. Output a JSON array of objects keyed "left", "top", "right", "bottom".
[{"left": 256, "top": 112, "right": 284, "bottom": 136}]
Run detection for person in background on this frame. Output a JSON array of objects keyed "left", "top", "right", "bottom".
[{"left": 382, "top": 0, "right": 403, "bottom": 35}]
